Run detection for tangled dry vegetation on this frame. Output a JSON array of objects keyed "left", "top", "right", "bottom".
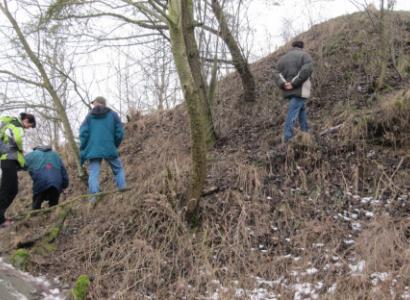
[{"left": 1, "top": 11, "right": 410, "bottom": 300}]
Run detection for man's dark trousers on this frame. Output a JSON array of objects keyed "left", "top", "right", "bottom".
[
  {"left": 32, "top": 187, "right": 60, "bottom": 210},
  {"left": 0, "top": 160, "right": 19, "bottom": 224}
]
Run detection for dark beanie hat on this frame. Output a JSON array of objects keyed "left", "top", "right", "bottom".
[
  {"left": 292, "top": 40, "right": 304, "bottom": 49},
  {"left": 20, "top": 112, "right": 36, "bottom": 128}
]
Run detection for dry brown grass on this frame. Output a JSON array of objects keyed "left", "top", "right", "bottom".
[{"left": 339, "top": 88, "right": 410, "bottom": 149}]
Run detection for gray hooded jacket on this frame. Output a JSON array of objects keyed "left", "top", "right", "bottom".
[{"left": 273, "top": 47, "right": 314, "bottom": 99}]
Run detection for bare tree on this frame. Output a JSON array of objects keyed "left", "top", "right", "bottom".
[
  {"left": 210, "top": 0, "right": 256, "bottom": 102},
  {"left": 0, "top": 0, "right": 84, "bottom": 177},
  {"left": 167, "top": 0, "right": 210, "bottom": 221},
  {"left": 280, "top": 17, "right": 299, "bottom": 43}
]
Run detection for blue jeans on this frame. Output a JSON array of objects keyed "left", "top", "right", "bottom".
[
  {"left": 88, "top": 157, "right": 126, "bottom": 195},
  {"left": 284, "top": 96, "right": 309, "bottom": 142}
]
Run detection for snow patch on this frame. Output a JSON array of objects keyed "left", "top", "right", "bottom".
[
  {"left": 349, "top": 260, "right": 366, "bottom": 274},
  {"left": 293, "top": 283, "right": 320, "bottom": 300},
  {"left": 305, "top": 268, "right": 319, "bottom": 275},
  {"left": 370, "top": 272, "right": 389, "bottom": 286},
  {"left": 0, "top": 258, "right": 65, "bottom": 300},
  {"left": 352, "top": 222, "right": 362, "bottom": 231}
]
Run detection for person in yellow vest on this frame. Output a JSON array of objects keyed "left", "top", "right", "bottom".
[{"left": 0, "top": 112, "right": 36, "bottom": 227}]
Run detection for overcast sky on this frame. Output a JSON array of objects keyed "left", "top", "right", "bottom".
[
  {"left": 78, "top": 0, "right": 410, "bottom": 113},
  {"left": 248, "top": 0, "right": 410, "bottom": 59},
  {"left": 88, "top": 0, "right": 410, "bottom": 112}
]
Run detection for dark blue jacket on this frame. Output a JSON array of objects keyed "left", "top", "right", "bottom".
[
  {"left": 25, "top": 146, "right": 69, "bottom": 196},
  {"left": 79, "top": 107, "right": 124, "bottom": 165}
]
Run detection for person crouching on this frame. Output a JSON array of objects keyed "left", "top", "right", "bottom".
[{"left": 25, "top": 146, "right": 69, "bottom": 209}]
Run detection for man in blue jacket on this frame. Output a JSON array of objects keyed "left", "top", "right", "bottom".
[
  {"left": 25, "top": 146, "right": 69, "bottom": 209},
  {"left": 79, "top": 96, "right": 126, "bottom": 203}
]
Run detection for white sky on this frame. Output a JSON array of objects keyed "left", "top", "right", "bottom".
[
  {"left": 45, "top": 0, "right": 410, "bottom": 106},
  {"left": 96, "top": 0, "right": 410, "bottom": 101},
  {"left": 248, "top": 0, "right": 410, "bottom": 60},
  {"left": 48, "top": 0, "right": 410, "bottom": 115},
  {"left": 80, "top": 0, "right": 410, "bottom": 115},
  {"left": 2, "top": 0, "right": 410, "bottom": 127}
]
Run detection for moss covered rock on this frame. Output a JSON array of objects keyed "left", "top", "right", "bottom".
[
  {"left": 71, "top": 274, "right": 90, "bottom": 300},
  {"left": 10, "top": 249, "right": 30, "bottom": 271}
]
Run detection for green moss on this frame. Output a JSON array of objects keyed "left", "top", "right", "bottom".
[
  {"left": 10, "top": 249, "right": 30, "bottom": 271},
  {"left": 46, "top": 227, "right": 60, "bottom": 243},
  {"left": 57, "top": 208, "right": 68, "bottom": 219},
  {"left": 42, "top": 242, "right": 57, "bottom": 253},
  {"left": 352, "top": 51, "right": 365, "bottom": 64},
  {"left": 344, "top": 70, "right": 354, "bottom": 80},
  {"left": 394, "top": 97, "right": 406, "bottom": 109},
  {"left": 33, "top": 224, "right": 62, "bottom": 255},
  {"left": 33, "top": 229, "right": 60, "bottom": 256},
  {"left": 71, "top": 275, "right": 90, "bottom": 300}
]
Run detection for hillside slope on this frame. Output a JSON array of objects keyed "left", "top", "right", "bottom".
[{"left": 1, "top": 11, "right": 410, "bottom": 299}]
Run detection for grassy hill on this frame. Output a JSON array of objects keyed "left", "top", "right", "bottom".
[{"left": 1, "top": 10, "right": 410, "bottom": 299}]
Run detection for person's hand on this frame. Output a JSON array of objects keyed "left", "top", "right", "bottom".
[{"left": 284, "top": 82, "right": 293, "bottom": 90}]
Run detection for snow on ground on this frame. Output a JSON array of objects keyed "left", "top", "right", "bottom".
[
  {"left": 370, "top": 272, "right": 390, "bottom": 286},
  {"left": 205, "top": 192, "right": 410, "bottom": 299},
  {"left": 293, "top": 282, "right": 322, "bottom": 300},
  {"left": 0, "top": 257, "right": 65, "bottom": 300},
  {"left": 349, "top": 260, "right": 366, "bottom": 274},
  {"left": 204, "top": 193, "right": 408, "bottom": 299}
]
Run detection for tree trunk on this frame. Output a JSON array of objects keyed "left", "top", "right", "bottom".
[
  {"left": 376, "top": 0, "right": 388, "bottom": 90},
  {"left": 0, "top": 1, "right": 84, "bottom": 178},
  {"left": 211, "top": 0, "right": 256, "bottom": 102},
  {"left": 181, "top": 2, "right": 216, "bottom": 146},
  {"left": 52, "top": 118, "right": 60, "bottom": 150},
  {"left": 168, "top": 0, "right": 207, "bottom": 221},
  {"left": 208, "top": 55, "right": 219, "bottom": 105}
]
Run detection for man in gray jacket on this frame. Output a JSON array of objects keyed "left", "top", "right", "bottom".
[{"left": 273, "top": 40, "right": 313, "bottom": 142}]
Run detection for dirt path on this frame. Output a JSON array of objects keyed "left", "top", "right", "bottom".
[{"left": 0, "top": 258, "right": 65, "bottom": 300}]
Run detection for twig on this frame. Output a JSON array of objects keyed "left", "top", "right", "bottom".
[
  {"left": 319, "top": 124, "right": 344, "bottom": 136},
  {"left": 202, "top": 186, "right": 220, "bottom": 196},
  {"left": 14, "top": 187, "right": 134, "bottom": 221}
]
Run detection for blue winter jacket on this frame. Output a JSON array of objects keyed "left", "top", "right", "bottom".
[
  {"left": 79, "top": 107, "right": 124, "bottom": 165},
  {"left": 25, "top": 146, "right": 69, "bottom": 196}
]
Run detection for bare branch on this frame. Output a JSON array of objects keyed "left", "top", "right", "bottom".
[
  {"left": 0, "top": 69, "right": 44, "bottom": 87},
  {"left": 52, "top": 12, "right": 168, "bottom": 30}
]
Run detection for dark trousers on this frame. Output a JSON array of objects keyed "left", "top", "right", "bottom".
[
  {"left": 32, "top": 187, "right": 60, "bottom": 210},
  {"left": 0, "top": 160, "right": 19, "bottom": 224}
]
